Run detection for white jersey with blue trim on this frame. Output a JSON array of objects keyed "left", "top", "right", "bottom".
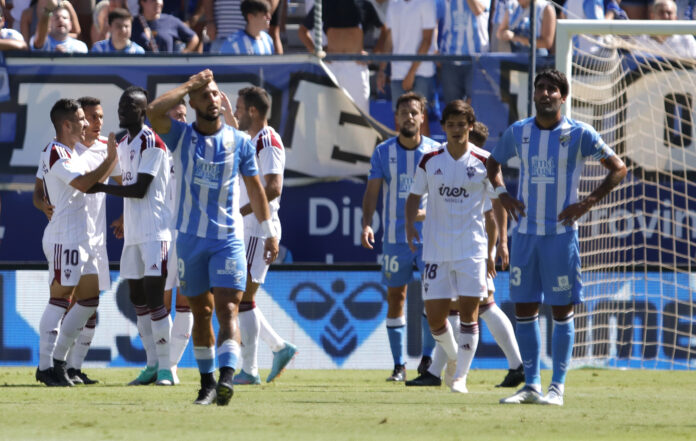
[
  {"left": 160, "top": 119, "right": 259, "bottom": 241},
  {"left": 492, "top": 116, "right": 615, "bottom": 236},
  {"left": 368, "top": 135, "right": 440, "bottom": 245},
  {"left": 440, "top": 0, "right": 491, "bottom": 55},
  {"left": 217, "top": 29, "right": 275, "bottom": 55}
]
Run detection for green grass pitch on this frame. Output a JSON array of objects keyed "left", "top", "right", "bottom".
[{"left": 0, "top": 368, "right": 694, "bottom": 441}]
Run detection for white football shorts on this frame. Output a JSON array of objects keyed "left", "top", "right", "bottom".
[
  {"left": 120, "top": 240, "right": 169, "bottom": 280},
  {"left": 245, "top": 234, "right": 270, "bottom": 284},
  {"left": 165, "top": 231, "right": 179, "bottom": 291},
  {"left": 43, "top": 241, "right": 98, "bottom": 287},
  {"left": 422, "top": 257, "right": 488, "bottom": 301},
  {"left": 94, "top": 244, "right": 111, "bottom": 291}
]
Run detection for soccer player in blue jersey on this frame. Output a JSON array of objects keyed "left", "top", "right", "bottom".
[
  {"left": 361, "top": 92, "right": 440, "bottom": 382},
  {"left": 216, "top": 0, "right": 275, "bottom": 55},
  {"left": 488, "top": 69, "right": 627, "bottom": 405},
  {"left": 146, "top": 69, "right": 279, "bottom": 406}
]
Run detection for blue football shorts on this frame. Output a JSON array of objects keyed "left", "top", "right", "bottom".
[
  {"left": 508, "top": 230, "right": 583, "bottom": 306},
  {"left": 176, "top": 231, "right": 247, "bottom": 297},
  {"left": 381, "top": 242, "right": 424, "bottom": 288}
]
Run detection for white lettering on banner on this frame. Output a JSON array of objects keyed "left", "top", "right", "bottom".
[
  {"left": 287, "top": 80, "right": 380, "bottom": 177},
  {"left": 308, "top": 197, "right": 380, "bottom": 246},
  {"left": 12, "top": 83, "right": 125, "bottom": 167},
  {"left": 590, "top": 200, "right": 696, "bottom": 240}
]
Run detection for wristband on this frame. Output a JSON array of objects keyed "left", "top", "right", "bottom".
[
  {"left": 494, "top": 186, "right": 508, "bottom": 197},
  {"left": 259, "top": 219, "right": 278, "bottom": 238}
]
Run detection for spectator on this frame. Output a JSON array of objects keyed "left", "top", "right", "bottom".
[
  {"left": 439, "top": 0, "right": 491, "bottom": 104},
  {"left": 203, "top": 0, "right": 278, "bottom": 52},
  {"left": 490, "top": 0, "right": 513, "bottom": 52},
  {"left": 21, "top": 0, "right": 80, "bottom": 43},
  {"left": 298, "top": 0, "right": 387, "bottom": 114},
  {"left": 1, "top": 5, "right": 27, "bottom": 49},
  {"left": 634, "top": 0, "right": 696, "bottom": 58},
  {"left": 377, "top": 0, "right": 437, "bottom": 135},
  {"left": 30, "top": 0, "right": 87, "bottom": 52},
  {"left": 91, "top": 0, "right": 128, "bottom": 44},
  {"left": 217, "top": 0, "right": 274, "bottom": 54},
  {"left": 91, "top": 7, "right": 145, "bottom": 53},
  {"left": 131, "top": 0, "right": 199, "bottom": 52},
  {"left": 605, "top": 0, "right": 629, "bottom": 19},
  {"left": 268, "top": 0, "right": 282, "bottom": 53},
  {"left": 496, "top": 0, "right": 556, "bottom": 55},
  {"left": 676, "top": 0, "right": 695, "bottom": 19}
]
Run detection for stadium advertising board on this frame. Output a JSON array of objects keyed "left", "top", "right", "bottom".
[{"left": 0, "top": 269, "right": 692, "bottom": 369}]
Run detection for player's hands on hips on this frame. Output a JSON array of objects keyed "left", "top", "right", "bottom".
[
  {"left": 405, "top": 224, "right": 420, "bottom": 253},
  {"left": 263, "top": 236, "right": 279, "bottom": 264},
  {"left": 558, "top": 199, "right": 592, "bottom": 227},
  {"left": 110, "top": 215, "right": 124, "bottom": 239},
  {"left": 361, "top": 225, "right": 374, "bottom": 249},
  {"left": 496, "top": 241, "right": 509, "bottom": 270},
  {"left": 40, "top": 197, "right": 55, "bottom": 221},
  {"left": 189, "top": 69, "right": 214, "bottom": 90},
  {"left": 499, "top": 192, "right": 526, "bottom": 221}
]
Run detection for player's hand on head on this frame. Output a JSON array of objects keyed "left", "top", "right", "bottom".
[
  {"left": 190, "top": 69, "right": 214, "bottom": 89},
  {"left": 263, "top": 236, "right": 279, "bottom": 264},
  {"left": 361, "top": 225, "right": 374, "bottom": 249}
]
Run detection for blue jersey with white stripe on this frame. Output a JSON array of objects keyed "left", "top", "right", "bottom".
[
  {"left": 160, "top": 119, "right": 258, "bottom": 240},
  {"left": 217, "top": 30, "right": 275, "bottom": 55},
  {"left": 492, "top": 116, "right": 615, "bottom": 236},
  {"left": 440, "top": 0, "right": 491, "bottom": 55},
  {"left": 368, "top": 136, "right": 440, "bottom": 244}
]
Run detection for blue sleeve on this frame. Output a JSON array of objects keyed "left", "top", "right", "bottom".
[
  {"left": 158, "top": 119, "right": 186, "bottom": 152},
  {"left": 584, "top": 0, "right": 604, "bottom": 19},
  {"left": 367, "top": 146, "right": 384, "bottom": 180},
  {"left": 240, "top": 139, "right": 259, "bottom": 176},
  {"left": 580, "top": 127, "right": 615, "bottom": 160},
  {"left": 491, "top": 125, "right": 517, "bottom": 163}
]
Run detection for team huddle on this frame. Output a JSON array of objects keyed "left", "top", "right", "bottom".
[
  {"left": 33, "top": 70, "right": 296, "bottom": 405},
  {"left": 31, "top": 68, "right": 626, "bottom": 407}
]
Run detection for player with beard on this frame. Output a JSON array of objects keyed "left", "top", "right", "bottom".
[
  {"left": 146, "top": 70, "right": 279, "bottom": 406},
  {"left": 88, "top": 86, "right": 174, "bottom": 386},
  {"left": 361, "top": 92, "right": 440, "bottom": 382},
  {"left": 232, "top": 86, "right": 296, "bottom": 385}
]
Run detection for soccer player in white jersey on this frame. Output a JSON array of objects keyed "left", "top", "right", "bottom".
[
  {"left": 361, "top": 91, "right": 440, "bottom": 382},
  {"left": 232, "top": 86, "right": 297, "bottom": 385},
  {"left": 34, "top": 98, "right": 117, "bottom": 386},
  {"left": 163, "top": 100, "right": 193, "bottom": 385},
  {"left": 407, "top": 121, "right": 525, "bottom": 388},
  {"left": 88, "top": 86, "right": 174, "bottom": 386},
  {"left": 147, "top": 69, "right": 279, "bottom": 406},
  {"left": 405, "top": 100, "right": 495, "bottom": 393},
  {"left": 488, "top": 69, "right": 627, "bottom": 405}
]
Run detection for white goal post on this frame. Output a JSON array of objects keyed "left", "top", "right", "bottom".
[{"left": 554, "top": 20, "right": 696, "bottom": 369}]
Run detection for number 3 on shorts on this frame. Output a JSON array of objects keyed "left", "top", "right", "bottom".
[{"left": 510, "top": 266, "right": 521, "bottom": 286}]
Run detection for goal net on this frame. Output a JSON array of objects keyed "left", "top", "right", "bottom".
[{"left": 556, "top": 20, "right": 696, "bottom": 369}]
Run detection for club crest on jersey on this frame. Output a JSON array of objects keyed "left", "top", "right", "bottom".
[
  {"left": 64, "top": 269, "right": 71, "bottom": 279},
  {"left": 269, "top": 278, "right": 387, "bottom": 366},
  {"left": 559, "top": 134, "right": 570, "bottom": 147},
  {"left": 466, "top": 166, "right": 475, "bottom": 179}
]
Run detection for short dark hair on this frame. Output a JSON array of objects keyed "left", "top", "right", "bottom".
[
  {"left": 240, "top": 0, "right": 270, "bottom": 21},
  {"left": 123, "top": 85, "right": 149, "bottom": 102},
  {"left": 534, "top": 69, "right": 569, "bottom": 98},
  {"left": 108, "top": 8, "right": 132, "bottom": 26},
  {"left": 50, "top": 98, "right": 81, "bottom": 130},
  {"left": 395, "top": 91, "right": 427, "bottom": 114},
  {"left": 77, "top": 96, "right": 101, "bottom": 108},
  {"left": 238, "top": 86, "right": 271, "bottom": 118},
  {"left": 469, "top": 122, "right": 489, "bottom": 148},
  {"left": 440, "top": 100, "right": 476, "bottom": 126}
]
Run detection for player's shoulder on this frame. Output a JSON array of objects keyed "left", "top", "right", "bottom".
[
  {"left": 420, "top": 135, "right": 441, "bottom": 151},
  {"left": 256, "top": 126, "right": 284, "bottom": 152},
  {"left": 46, "top": 141, "right": 72, "bottom": 167},
  {"left": 418, "top": 146, "right": 446, "bottom": 169},
  {"left": 566, "top": 116, "right": 599, "bottom": 135},
  {"left": 375, "top": 136, "right": 397, "bottom": 151},
  {"left": 469, "top": 144, "right": 490, "bottom": 164},
  {"left": 140, "top": 126, "right": 168, "bottom": 151}
]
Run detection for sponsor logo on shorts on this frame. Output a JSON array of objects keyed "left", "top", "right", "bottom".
[
  {"left": 217, "top": 259, "right": 245, "bottom": 283},
  {"left": 460, "top": 343, "right": 471, "bottom": 350},
  {"left": 150, "top": 264, "right": 159, "bottom": 271},
  {"left": 552, "top": 275, "right": 571, "bottom": 292}
]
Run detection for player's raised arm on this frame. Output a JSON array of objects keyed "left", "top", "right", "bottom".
[
  {"left": 69, "top": 133, "right": 118, "bottom": 192},
  {"left": 361, "top": 178, "right": 382, "bottom": 249},
  {"left": 147, "top": 69, "right": 215, "bottom": 134}
]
